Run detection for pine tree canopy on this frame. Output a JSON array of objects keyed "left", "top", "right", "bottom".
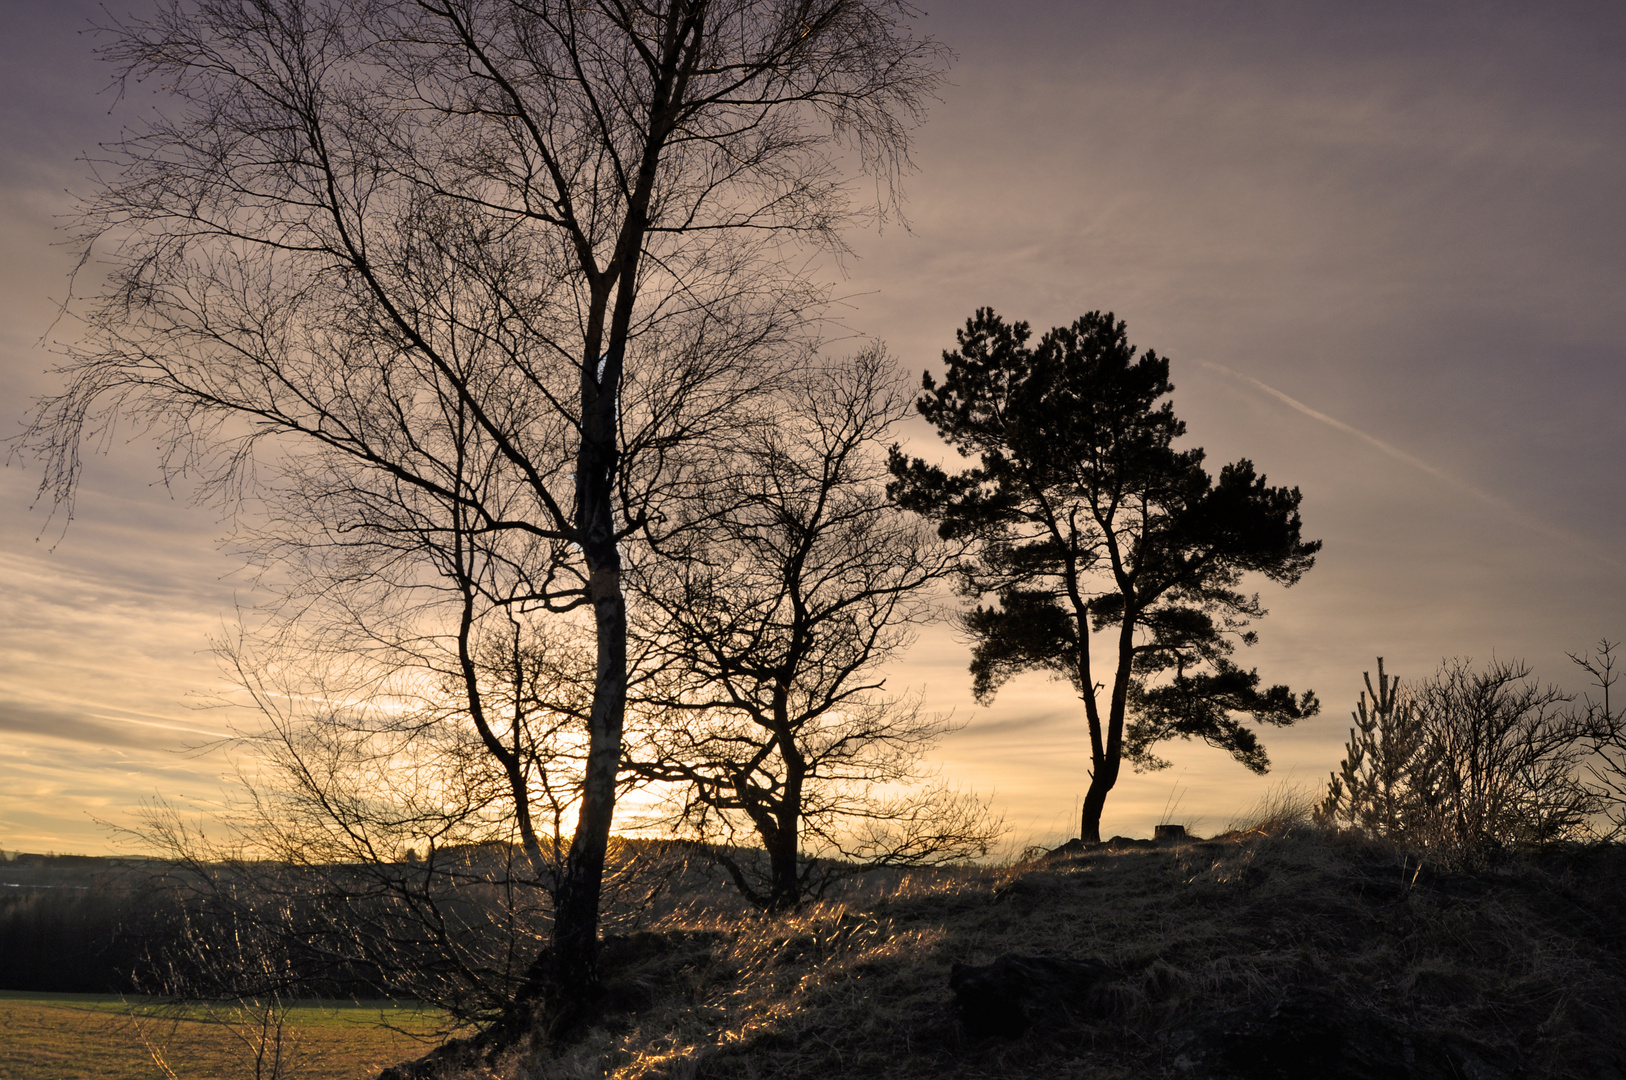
[{"left": 889, "top": 308, "right": 1320, "bottom": 787}]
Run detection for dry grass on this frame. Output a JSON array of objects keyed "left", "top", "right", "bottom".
[
  {"left": 469, "top": 830, "right": 1626, "bottom": 1080},
  {"left": 1219, "top": 781, "right": 1321, "bottom": 836}
]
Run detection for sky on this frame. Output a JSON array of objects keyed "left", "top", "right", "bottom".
[{"left": 3, "top": 0, "right": 1624, "bottom": 854}]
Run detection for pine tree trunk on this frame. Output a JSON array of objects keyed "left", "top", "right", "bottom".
[
  {"left": 1080, "top": 755, "right": 1120, "bottom": 844},
  {"left": 1080, "top": 614, "right": 1136, "bottom": 843}
]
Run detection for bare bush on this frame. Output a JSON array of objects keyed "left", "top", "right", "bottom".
[
  {"left": 1570, "top": 640, "right": 1626, "bottom": 836},
  {"left": 1420, "top": 658, "right": 1598, "bottom": 852},
  {"left": 1320, "top": 656, "right": 1599, "bottom": 860}
]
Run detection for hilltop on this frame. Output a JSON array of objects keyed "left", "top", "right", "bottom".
[{"left": 403, "top": 826, "right": 1626, "bottom": 1080}]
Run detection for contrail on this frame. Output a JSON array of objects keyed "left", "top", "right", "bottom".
[
  {"left": 90, "top": 711, "right": 231, "bottom": 742},
  {"left": 1188, "top": 357, "right": 1622, "bottom": 569},
  {"left": 1188, "top": 358, "right": 1489, "bottom": 495}
]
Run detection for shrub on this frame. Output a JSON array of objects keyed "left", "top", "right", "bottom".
[
  {"left": 1319, "top": 657, "right": 1599, "bottom": 861},
  {"left": 1572, "top": 640, "right": 1626, "bottom": 837},
  {"left": 1317, "top": 659, "right": 1437, "bottom": 840}
]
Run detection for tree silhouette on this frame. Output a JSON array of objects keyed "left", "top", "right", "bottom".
[
  {"left": 630, "top": 348, "right": 996, "bottom": 911},
  {"left": 26, "top": 0, "right": 945, "bottom": 1006},
  {"left": 890, "top": 309, "right": 1320, "bottom": 842}
]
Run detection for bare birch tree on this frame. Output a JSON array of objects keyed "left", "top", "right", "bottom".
[{"left": 25, "top": 0, "right": 944, "bottom": 1002}]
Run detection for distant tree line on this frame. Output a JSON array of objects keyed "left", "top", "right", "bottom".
[
  {"left": 0, "top": 853, "right": 427, "bottom": 997},
  {"left": 0, "top": 862, "right": 168, "bottom": 994},
  {"left": 0, "top": 842, "right": 744, "bottom": 1006}
]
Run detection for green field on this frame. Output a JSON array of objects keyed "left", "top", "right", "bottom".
[{"left": 0, "top": 991, "right": 450, "bottom": 1080}]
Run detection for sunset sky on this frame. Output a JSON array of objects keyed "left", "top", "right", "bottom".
[{"left": 4, "top": 0, "right": 1624, "bottom": 854}]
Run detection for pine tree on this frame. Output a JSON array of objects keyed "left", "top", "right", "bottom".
[{"left": 1317, "top": 659, "right": 1438, "bottom": 838}]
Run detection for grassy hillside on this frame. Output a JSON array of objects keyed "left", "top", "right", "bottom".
[
  {"left": 8, "top": 828, "right": 1622, "bottom": 1079},
  {"left": 449, "top": 826, "right": 1626, "bottom": 1080}
]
